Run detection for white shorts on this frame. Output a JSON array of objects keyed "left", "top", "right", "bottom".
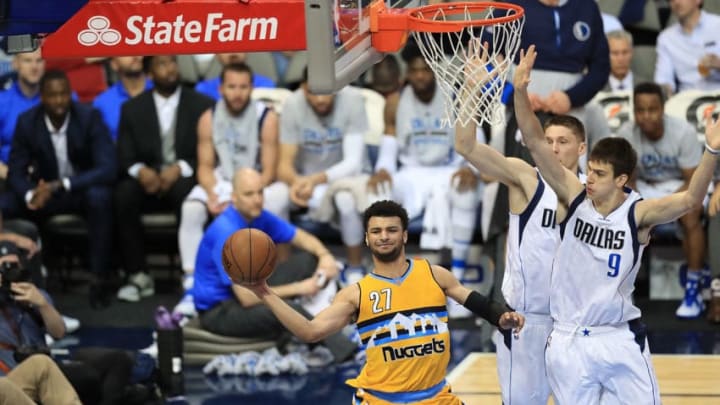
[
  {"left": 545, "top": 320, "right": 660, "bottom": 405},
  {"left": 391, "top": 166, "right": 481, "bottom": 219},
  {"left": 494, "top": 313, "right": 553, "bottom": 405}
]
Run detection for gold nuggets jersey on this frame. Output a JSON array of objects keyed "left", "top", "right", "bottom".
[{"left": 346, "top": 258, "right": 451, "bottom": 397}]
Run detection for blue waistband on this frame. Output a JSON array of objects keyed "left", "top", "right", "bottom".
[{"left": 364, "top": 379, "right": 447, "bottom": 403}]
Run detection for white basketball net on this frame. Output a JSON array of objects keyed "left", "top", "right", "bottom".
[{"left": 411, "top": 5, "right": 524, "bottom": 127}]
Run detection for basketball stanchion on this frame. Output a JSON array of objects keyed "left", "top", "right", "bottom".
[{"left": 368, "top": 0, "right": 525, "bottom": 127}]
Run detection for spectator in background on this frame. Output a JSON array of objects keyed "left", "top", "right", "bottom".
[
  {"left": 277, "top": 70, "right": 369, "bottom": 278},
  {"left": 0, "top": 50, "right": 44, "bottom": 189},
  {"left": 0, "top": 70, "right": 116, "bottom": 308},
  {"left": 617, "top": 82, "right": 707, "bottom": 319},
  {"left": 605, "top": 29, "right": 637, "bottom": 92},
  {"left": 92, "top": 56, "right": 153, "bottom": 141},
  {"left": 175, "top": 63, "right": 287, "bottom": 315},
  {"left": 655, "top": 0, "right": 720, "bottom": 94},
  {"left": 194, "top": 53, "right": 275, "bottom": 100},
  {"left": 367, "top": 54, "right": 403, "bottom": 101},
  {"left": 115, "top": 55, "right": 213, "bottom": 303},
  {"left": 192, "top": 168, "right": 354, "bottom": 362}
]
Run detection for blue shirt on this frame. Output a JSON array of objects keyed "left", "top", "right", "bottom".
[
  {"left": 92, "top": 79, "right": 153, "bottom": 141},
  {"left": 0, "top": 82, "right": 40, "bottom": 163},
  {"left": 194, "top": 74, "right": 275, "bottom": 101},
  {"left": 193, "top": 206, "right": 296, "bottom": 311},
  {"left": 0, "top": 291, "right": 53, "bottom": 375}
]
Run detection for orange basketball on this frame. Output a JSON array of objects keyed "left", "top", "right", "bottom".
[{"left": 222, "top": 228, "right": 277, "bottom": 284}]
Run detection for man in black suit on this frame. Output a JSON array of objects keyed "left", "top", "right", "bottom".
[
  {"left": 0, "top": 70, "right": 116, "bottom": 307},
  {"left": 115, "top": 55, "right": 213, "bottom": 302}
]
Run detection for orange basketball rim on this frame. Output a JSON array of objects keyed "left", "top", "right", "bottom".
[{"left": 369, "top": 0, "right": 525, "bottom": 52}]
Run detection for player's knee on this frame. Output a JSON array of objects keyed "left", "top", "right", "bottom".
[
  {"left": 181, "top": 200, "right": 208, "bottom": 226},
  {"left": 333, "top": 190, "right": 357, "bottom": 214}
]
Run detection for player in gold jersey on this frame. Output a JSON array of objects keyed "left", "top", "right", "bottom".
[{"left": 244, "top": 200, "right": 524, "bottom": 404}]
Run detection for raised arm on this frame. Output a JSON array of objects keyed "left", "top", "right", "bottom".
[
  {"left": 636, "top": 117, "right": 720, "bottom": 228},
  {"left": 246, "top": 282, "right": 358, "bottom": 342},
  {"left": 513, "top": 46, "right": 583, "bottom": 205},
  {"left": 455, "top": 117, "right": 534, "bottom": 190}
]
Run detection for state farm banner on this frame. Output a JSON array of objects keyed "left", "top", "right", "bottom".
[{"left": 42, "top": 0, "right": 306, "bottom": 58}]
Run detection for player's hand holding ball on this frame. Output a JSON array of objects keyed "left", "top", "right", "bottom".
[{"left": 222, "top": 228, "right": 277, "bottom": 294}]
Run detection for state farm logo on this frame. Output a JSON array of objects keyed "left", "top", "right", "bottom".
[
  {"left": 78, "top": 16, "right": 121, "bottom": 46},
  {"left": 77, "top": 13, "right": 278, "bottom": 47}
]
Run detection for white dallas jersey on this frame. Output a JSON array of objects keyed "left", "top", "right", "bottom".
[
  {"left": 503, "top": 171, "right": 560, "bottom": 314},
  {"left": 395, "top": 86, "right": 461, "bottom": 168},
  {"left": 551, "top": 188, "right": 645, "bottom": 326}
]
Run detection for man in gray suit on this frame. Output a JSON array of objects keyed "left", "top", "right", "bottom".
[{"left": 605, "top": 30, "right": 636, "bottom": 92}]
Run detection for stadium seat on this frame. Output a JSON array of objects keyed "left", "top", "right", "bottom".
[
  {"left": 665, "top": 90, "right": 720, "bottom": 143},
  {"left": 42, "top": 212, "right": 179, "bottom": 286},
  {"left": 182, "top": 318, "right": 278, "bottom": 366},
  {"left": 251, "top": 87, "right": 293, "bottom": 114},
  {"left": 591, "top": 90, "right": 633, "bottom": 136}
]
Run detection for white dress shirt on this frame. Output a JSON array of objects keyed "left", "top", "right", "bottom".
[
  {"left": 608, "top": 72, "right": 634, "bottom": 92},
  {"left": 128, "top": 87, "right": 193, "bottom": 178}
]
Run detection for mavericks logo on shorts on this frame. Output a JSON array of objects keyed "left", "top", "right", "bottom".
[{"left": 382, "top": 338, "right": 446, "bottom": 362}]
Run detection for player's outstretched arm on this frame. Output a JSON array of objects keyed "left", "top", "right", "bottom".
[
  {"left": 637, "top": 117, "right": 720, "bottom": 227},
  {"left": 454, "top": 39, "right": 534, "bottom": 189},
  {"left": 245, "top": 282, "right": 358, "bottom": 343},
  {"left": 431, "top": 265, "right": 524, "bottom": 332},
  {"left": 513, "top": 46, "right": 582, "bottom": 204},
  {"left": 455, "top": 120, "right": 534, "bottom": 189}
]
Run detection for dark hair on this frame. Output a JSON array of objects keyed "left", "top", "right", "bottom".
[
  {"left": 588, "top": 137, "right": 637, "bottom": 179},
  {"left": 370, "top": 54, "right": 401, "bottom": 95},
  {"left": 400, "top": 39, "right": 424, "bottom": 64},
  {"left": 543, "top": 115, "right": 586, "bottom": 142},
  {"left": 633, "top": 82, "right": 665, "bottom": 105},
  {"left": 39, "top": 70, "right": 69, "bottom": 93},
  {"left": 220, "top": 62, "right": 254, "bottom": 84},
  {"left": 363, "top": 200, "right": 409, "bottom": 232},
  {"left": 142, "top": 55, "right": 177, "bottom": 73}
]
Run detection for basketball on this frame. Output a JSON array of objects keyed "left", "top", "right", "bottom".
[{"left": 222, "top": 228, "right": 277, "bottom": 285}]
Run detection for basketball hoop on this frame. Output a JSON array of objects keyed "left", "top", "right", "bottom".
[{"left": 370, "top": 1, "right": 525, "bottom": 127}]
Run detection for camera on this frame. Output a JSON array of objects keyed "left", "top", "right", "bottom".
[{"left": 0, "top": 241, "right": 30, "bottom": 297}]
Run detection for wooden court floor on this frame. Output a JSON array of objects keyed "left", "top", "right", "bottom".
[{"left": 447, "top": 353, "right": 720, "bottom": 404}]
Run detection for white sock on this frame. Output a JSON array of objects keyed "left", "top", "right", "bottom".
[{"left": 178, "top": 200, "right": 208, "bottom": 272}]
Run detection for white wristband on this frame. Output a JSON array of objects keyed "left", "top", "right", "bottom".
[{"left": 705, "top": 143, "right": 720, "bottom": 156}]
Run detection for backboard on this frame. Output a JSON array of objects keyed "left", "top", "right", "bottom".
[{"left": 305, "top": 0, "right": 419, "bottom": 94}]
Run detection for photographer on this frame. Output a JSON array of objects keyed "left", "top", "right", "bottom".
[
  {"left": 0, "top": 253, "right": 65, "bottom": 372},
  {"left": 0, "top": 252, "right": 148, "bottom": 404}
]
